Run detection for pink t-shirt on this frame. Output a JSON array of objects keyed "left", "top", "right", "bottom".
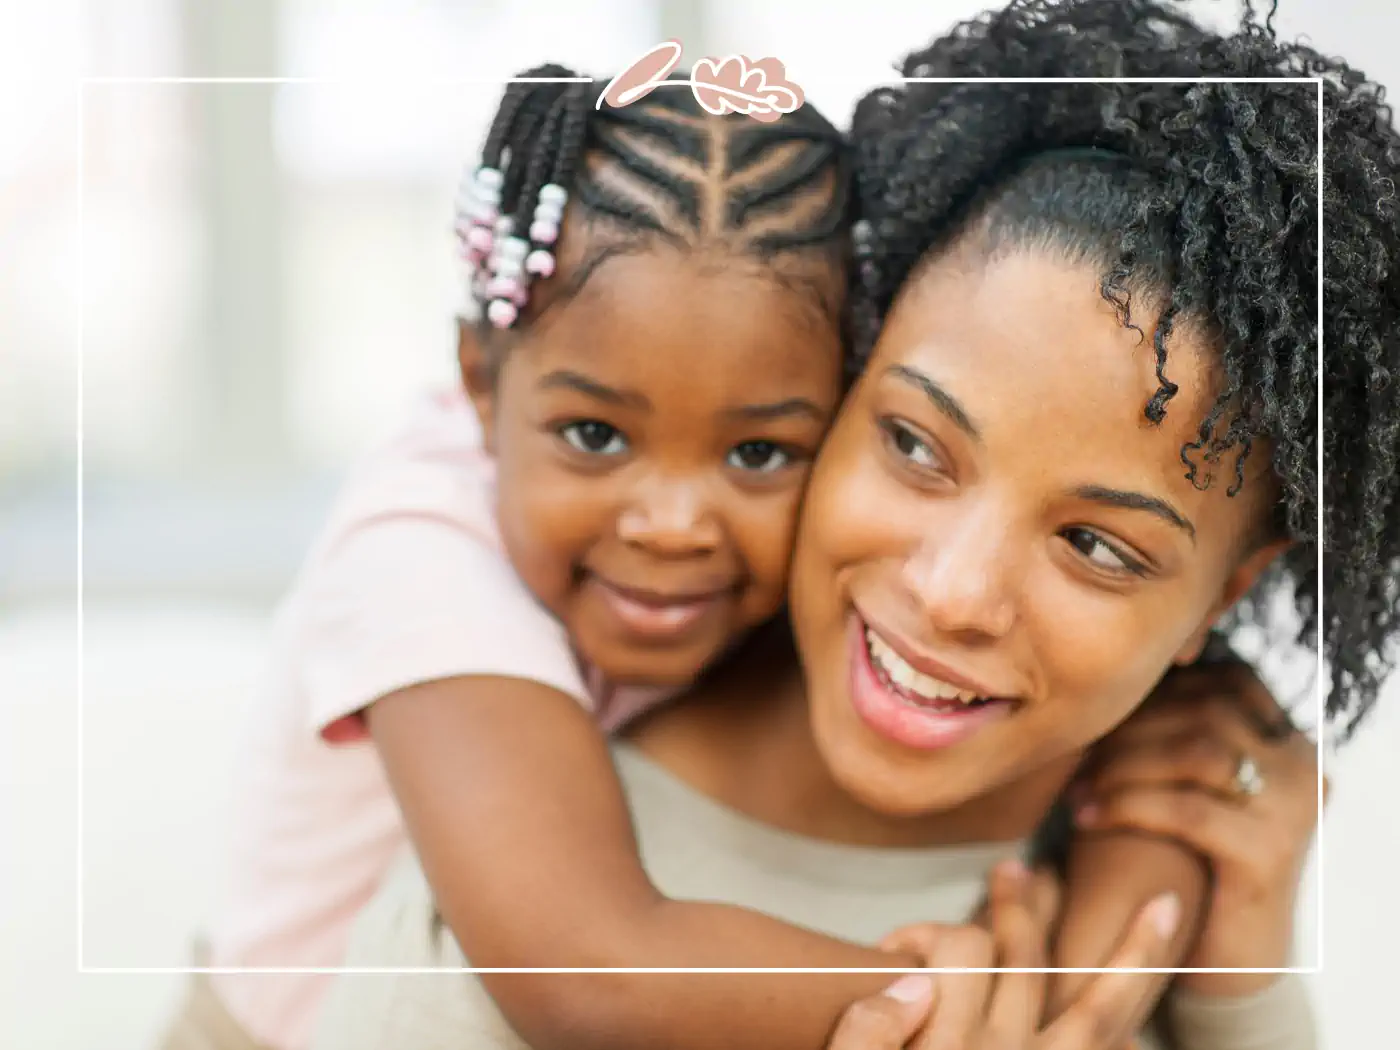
[{"left": 206, "top": 390, "right": 664, "bottom": 1050}]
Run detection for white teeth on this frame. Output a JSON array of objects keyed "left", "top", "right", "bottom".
[{"left": 866, "top": 628, "right": 981, "bottom": 704}]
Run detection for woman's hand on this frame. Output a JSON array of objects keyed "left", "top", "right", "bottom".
[
  {"left": 834, "top": 861, "right": 1178, "bottom": 1049},
  {"left": 824, "top": 975, "right": 938, "bottom": 1050},
  {"left": 1072, "top": 662, "right": 1325, "bottom": 996}
]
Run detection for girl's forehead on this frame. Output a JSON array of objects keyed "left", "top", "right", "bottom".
[
  {"left": 513, "top": 251, "right": 846, "bottom": 399},
  {"left": 548, "top": 239, "right": 843, "bottom": 341}
]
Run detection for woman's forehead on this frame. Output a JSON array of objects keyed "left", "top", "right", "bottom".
[
  {"left": 868, "top": 249, "right": 1274, "bottom": 530},
  {"left": 883, "top": 250, "right": 1215, "bottom": 416}
]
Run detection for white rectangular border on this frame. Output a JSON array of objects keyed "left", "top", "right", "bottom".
[{"left": 77, "top": 74, "right": 1326, "bottom": 976}]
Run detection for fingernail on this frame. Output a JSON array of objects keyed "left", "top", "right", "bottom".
[
  {"left": 1148, "top": 893, "right": 1181, "bottom": 938},
  {"left": 998, "top": 857, "right": 1027, "bottom": 883},
  {"left": 1075, "top": 803, "right": 1099, "bottom": 826},
  {"left": 884, "top": 974, "right": 934, "bottom": 1004}
]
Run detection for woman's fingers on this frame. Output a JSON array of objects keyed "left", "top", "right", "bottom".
[
  {"left": 878, "top": 863, "right": 1062, "bottom": 1050},
  {"left": 1096, "top": 663, "right": 1294, "bottom": 757},
  {"left": 911, "top": 925, "right": 997, "bottom": 1050},
  {"left": 1076, "top": 713, "right": 1321, "bottom": 880},
  {"left": 879, "top": 923, "right": 947, "bottom": 960},
  {"left": 828, "top": 975, "right": 935, "bottom": 1049},
  {"left": 1087, "top": 701, "right": 1259, "bottom": 764},
  {"left": 1148, "top": 662, "right": 1293, "bottom": 737},
  {"left": 1075, "top": 785, "right": 1263, "bottom": 868},
  {"left": 1040, "top": 893, "right": 1180, "bottom": 1050},
  {"left": 1082, "top": 731, "right": 1248, "bottom": 800},
  {"left": 1026, "top": 867, "right": 1063, "bottom": 930},
  {"left": 983, "top": 861, "right": 1051, "bottom": 1044}
]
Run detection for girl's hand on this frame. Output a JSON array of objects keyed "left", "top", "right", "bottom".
[
  {"left": 1072, "top": 662, "right": 1325, "bottom": 996},
  {"left": 862, "top": 861, "right": 1176, "bottom": 1049}
]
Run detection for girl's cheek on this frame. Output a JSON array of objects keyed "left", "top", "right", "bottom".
[{"left": 739, "top": 496, "right": 804, "bottom": 586}]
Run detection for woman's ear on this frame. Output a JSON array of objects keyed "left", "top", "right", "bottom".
[
  {"left": 457, "top": 317, "right": 498, "bottom": 454},
  {"left": 1172, "top": 538, "right": 1292, "bottom": 665}
]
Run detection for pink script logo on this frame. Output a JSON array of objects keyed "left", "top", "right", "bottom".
[{"left": 597, "top": 40, "right": 805, "bottom": 124}]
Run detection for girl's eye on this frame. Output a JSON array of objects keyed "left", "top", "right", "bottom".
[
  {"left": 882, "top": 419, "right": 940, "bottom": 469},
  {"left": 559, "top": 421, "right": 628, "bottom": 456},
  {"left": 1063, "top": 527, "right": 1145, "bottom": 576},
  {"left": 727, "top": 440, "right": 793, "bottom": 473}
]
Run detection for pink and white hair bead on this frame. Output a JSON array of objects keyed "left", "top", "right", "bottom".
[
  {"left": 455, "top": 161, "right": 570, "bottom": 329},
  {"left": 476, "top": 179, "right": 562, "bottom": 329}
]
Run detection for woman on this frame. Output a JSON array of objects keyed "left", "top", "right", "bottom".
[{"left": 313, "top": 1, "right": 1398, "bottom": 1047}]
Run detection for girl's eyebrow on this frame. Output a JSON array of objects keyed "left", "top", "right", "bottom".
[
  {"left": 883, "top": 364, "right": 981, "bottom": 442},
  {"left": 536, "top": 374, "right": 826, "bottom": 423},
  {"left": 537, "top": 369, "right": 649, "bottom": 410},
  {"left": 726, "top": 398, "right": 826, "bottom": 422}
]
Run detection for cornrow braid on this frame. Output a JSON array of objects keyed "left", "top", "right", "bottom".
[
  {"left": 454, "top": 63, "right": 851, "bottom": 332},
  {"left": 847, "top": 0, "right": 1400, "bottom": 739}
]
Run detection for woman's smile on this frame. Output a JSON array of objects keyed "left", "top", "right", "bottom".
[{"left": 847, "top": 613, "right": 1020, "bottom": 751}]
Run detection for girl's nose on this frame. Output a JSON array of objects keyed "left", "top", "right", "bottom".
[{"left": 616, "top": 479, "right": 722, "bottom": 557}]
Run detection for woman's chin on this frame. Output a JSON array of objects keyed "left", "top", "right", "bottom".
[{"left": 812, "top": 710, "right": 989, "bottom": 819}]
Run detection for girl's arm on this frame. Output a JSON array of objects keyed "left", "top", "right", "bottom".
[
  {"left": 1042, "top": 653, "right": 1272, "bottom": 1021},
  {"left": 367, "top": 676, "right": 923, "bottom": 1050},
  {"left": 1044, "top": 831, "right": 1208, "bottom": 1022}
]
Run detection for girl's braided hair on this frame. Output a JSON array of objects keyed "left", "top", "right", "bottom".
[{"left": 458, "top": 65, "right": 851, "bottom": 342}]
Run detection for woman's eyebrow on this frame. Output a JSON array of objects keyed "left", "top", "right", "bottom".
[
  {"left": 1076, "top": 484, "right": 1198, "bottom": 543},
  {"left": 884, "top": 365, "right": 981, "bottom": 442}
]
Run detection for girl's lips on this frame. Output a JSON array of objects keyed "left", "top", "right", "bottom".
[
  {"left": 591, "top": 578, "right": 726, "bottom": 639},
  {"left": 846, "top": 615, "right": 1015, "bottom": 751}
]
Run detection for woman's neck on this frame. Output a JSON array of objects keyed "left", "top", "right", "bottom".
[{"left": 625, "top": 631, "right": 1081, "bottom": 850}]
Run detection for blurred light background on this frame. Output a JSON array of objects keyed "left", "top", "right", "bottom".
[{"left": 2, "top": 0, "right": 1397, "bottom": 1047}]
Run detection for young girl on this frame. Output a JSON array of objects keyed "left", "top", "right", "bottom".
[{"left": 163, "top": 63, "right": 1249, "bottom": 1050}]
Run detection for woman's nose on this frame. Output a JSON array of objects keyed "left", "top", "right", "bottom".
[
  {"left": 900, "top": 512, "right": 1017, "bottom": 639},
  {"left": 616, "top": 479, "right": 722, "bottom": 557}
]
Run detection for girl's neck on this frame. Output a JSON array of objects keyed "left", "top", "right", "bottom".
[{"left": 625, "top": 631, "right": 1080, "bottom": 850}]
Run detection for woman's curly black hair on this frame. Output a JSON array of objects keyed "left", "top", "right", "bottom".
[{"left": 849, "top": 0, "right": 1400, "bottom": 738}]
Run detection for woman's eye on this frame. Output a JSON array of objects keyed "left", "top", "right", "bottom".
[
  {"left": 1063, "top": 527, "right": 1143, "bottom": 575},
  {"left": 727, "top": 440, "right": 793, "bottom": 473},
  {"left": 559, "top": 421, "right": 628, "bottom": 456},
  {"left": 883, "top": 420, "right": 940, "bottom": 469}
]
